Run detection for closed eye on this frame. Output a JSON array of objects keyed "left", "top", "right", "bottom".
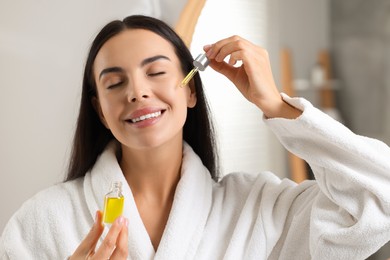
[
  {"left": 107, "top": 81, "right": 123, "bottom": 89},
  {"left": 148, "top": 72, "right": 166, "bottom": 77}
]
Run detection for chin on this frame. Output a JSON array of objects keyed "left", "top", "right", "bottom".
[{"left": 125, "top": 136, "right": 183, "bottom": 151}]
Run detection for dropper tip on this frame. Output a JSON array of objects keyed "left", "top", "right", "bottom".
[{"left": 180, "top": 68, "right": 198, "bottom": 88}]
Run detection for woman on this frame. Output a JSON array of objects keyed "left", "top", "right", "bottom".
[{"left": 1, "top": 15, "right": 390, "bottom": 260}]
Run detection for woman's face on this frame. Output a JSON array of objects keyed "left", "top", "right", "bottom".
[{"left": 93, "top": 29, "right": 196, "bottom": 150}]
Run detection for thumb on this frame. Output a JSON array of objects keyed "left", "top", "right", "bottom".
[{"left": 71, "top": 211, "right": 104, "bottom": 258}]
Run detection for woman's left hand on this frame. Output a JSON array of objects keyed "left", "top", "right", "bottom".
[{"left": 204, "top": 35, "right": 301, "bottom": 119}]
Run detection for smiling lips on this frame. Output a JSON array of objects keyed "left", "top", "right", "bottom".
[{"left": 130, "top": 111, "right": 162, "bottom": 123}]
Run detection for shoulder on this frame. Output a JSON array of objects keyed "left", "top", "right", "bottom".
[
  {"left": 3, "top": 178, "right": 84, "bottom": 230},
  {"left": 21, "top": 178, "right": 84, "bottom": 211},
  {"left": 0, "top": 178, "right": 86, "bottom": 258}
]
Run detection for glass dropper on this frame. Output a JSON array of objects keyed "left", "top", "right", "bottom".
[{"left": 180, "top": 53, "right": 210, "bottom": 87}]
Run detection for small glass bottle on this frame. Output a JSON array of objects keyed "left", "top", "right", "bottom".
[{"left": 103, "top": 181, "right": 124, "bottom": 225}]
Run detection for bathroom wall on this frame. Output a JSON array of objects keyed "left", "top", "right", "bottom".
[
  {"left": 331, "top": 0, "right": 390, "bottom": 144},
  {"left": 277, "top": 0, "right": 330, "bottom": 80}
]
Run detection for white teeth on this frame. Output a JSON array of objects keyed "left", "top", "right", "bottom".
[{"left": 131, "top": 111, "right": 161, "bottom": 123}]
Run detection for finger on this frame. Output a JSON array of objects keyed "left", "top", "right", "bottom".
[
  {"left": 203, "top": 44, "right": 212, "bottom": 52},
  {"left": 228, "top": 50, "right": 247, "bottom": 66},
  {"left": 94, "top": 216, "right": 127, "bottom": 259},
  {"left": 228, "top": 55, "right": 238, "bottom": 66},
  {"left": 222, "top": 45, "right": 269, "bottom": 78},
  {"left": 110, "top": 218, "right": 129, "bottom": 259},
  {"left": 205, "top": 35, "right": 240, "bottom": 59},
  {"left": 72, "top": 211, "right": 104, "bottom": 257},
  {"left": 207, "top": 35, "right": 250, "bottom": 61}
]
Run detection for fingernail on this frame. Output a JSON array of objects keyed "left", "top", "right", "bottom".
[
  {"left": 95, "top": 211, "right": 99, "bottom": 222},
  {"left": 116, "top": 216, "right": 124, "bottom": 225},
  {"left": 203, "top": 44, "right": 212, "bottom": 50},
  {"left": 124, "top": 218, "right": 128, "bottom": 227}
]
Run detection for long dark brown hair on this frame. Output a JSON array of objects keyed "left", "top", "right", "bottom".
[{"left": 65, "top": 15, "right": 219, "bottom": 182}]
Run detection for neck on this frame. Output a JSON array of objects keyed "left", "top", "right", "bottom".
[{"left": 120, "top": 140, "right": 183, "bottom": 204}]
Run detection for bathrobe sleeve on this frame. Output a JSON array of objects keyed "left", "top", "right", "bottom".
[{"left": 264, "top": 94, "right": 390, "bottom": 259}]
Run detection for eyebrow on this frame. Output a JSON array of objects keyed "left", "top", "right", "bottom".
[
  {"left": 99, "top": 55, "right": 171, "bottom": 80},
  {"left": 99, "top": 67, "right": 124, "bottom": 80},
  {"left": 140, "top": 55, "right": 171, "bottom": 67}
]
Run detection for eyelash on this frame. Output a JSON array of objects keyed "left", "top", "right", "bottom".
[
  {"left": 107, "top": 81, "right": 123, "bottom": 89},
  {"left": 148, "top": 71, "right": 166, "bottom": 77}
]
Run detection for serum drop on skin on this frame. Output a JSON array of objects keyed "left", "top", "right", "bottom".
[{"left": 103, "top": 181, "right": 124, "bottom": 225}]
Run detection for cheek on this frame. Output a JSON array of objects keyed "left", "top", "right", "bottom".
[
  {"left": 100, "top": 99, "right": 120, "bottom": 122},
  {"left": 153, "top": 78, "right": 184, "bottom": 101},
  {"left": 159, "top": 86, "right": 191, "bottom": 110}
]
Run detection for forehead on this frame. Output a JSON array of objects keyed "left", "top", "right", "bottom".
[{"left": 94, "top": 29, "right": 177, "bottom": 67}]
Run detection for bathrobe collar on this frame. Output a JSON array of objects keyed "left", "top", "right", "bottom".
[{"left": 83, "top": 141, "right": 214, "bottom": 259}]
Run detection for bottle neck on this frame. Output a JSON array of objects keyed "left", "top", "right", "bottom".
[{"left": 110, "top": 181, "right": 123, "bottom": 193}]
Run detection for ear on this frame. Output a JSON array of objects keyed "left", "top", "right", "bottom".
[
  {"left": 92, "top": 97, "right": 109, "bottom": 129},
  {"left": 186, "top": 79, "right": 197, "bottom": 108}
]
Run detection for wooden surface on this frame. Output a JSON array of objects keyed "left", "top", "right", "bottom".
[
  {"left": 318, "top": 50, "right": 335, "bottom": 109},
  {"left": 174, "top": 0, "right": 206, "bottom": 47}
]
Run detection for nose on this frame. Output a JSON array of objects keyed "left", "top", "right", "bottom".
[
  {"left": 127, "top": 80, "right": 150, "bottom": 103},
  {"left": 128, "top": 92, "right": 149, "bottom": 103}
]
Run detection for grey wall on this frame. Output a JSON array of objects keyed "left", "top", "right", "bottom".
[
  {"left": 331, "top": 0, "right": 390, "bottom": 144},
  {"left": 278, "top": 0, "right": 330, "bottom": 80},
  {"left": 274, "top": 0, "right": 331, "bottom": 110}
]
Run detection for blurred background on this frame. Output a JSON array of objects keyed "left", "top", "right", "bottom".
[{"left": 0, "top": 0, "right": 389, "bottom": 258}]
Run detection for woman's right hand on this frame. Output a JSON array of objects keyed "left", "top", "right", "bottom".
[
  {"left": 69, "top": 211, "right": 128, "bottom": 259},
  {"left": 204, "top": 35, "right": 302, "bottom": 119}
]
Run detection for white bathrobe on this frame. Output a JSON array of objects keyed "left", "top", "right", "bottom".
[{"left": 1, "top": 95, "right": 390, "bottom": 260}]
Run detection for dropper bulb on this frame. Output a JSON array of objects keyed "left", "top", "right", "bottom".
[{"left": 193, "top": 53, "right": 210, "bottom": 71}]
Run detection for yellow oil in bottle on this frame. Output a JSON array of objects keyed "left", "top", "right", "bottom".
[
  {"left": 103, "top": 181, "right": 124, "bottom": 225},
  {"left": 103, "top": 197, "right": 124, "bottom": 224}
]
